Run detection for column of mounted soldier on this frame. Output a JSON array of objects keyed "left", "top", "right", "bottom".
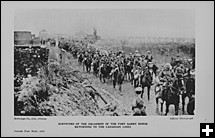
[{"left": 53, "top": 38, "right": 195, "bottom": 116}]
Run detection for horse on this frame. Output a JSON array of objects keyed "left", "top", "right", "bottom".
[
  {"left": 160, "top": 78, "right": 180, "bottom": 116},
  {"left": 110, "top": 67, "right": 119, "bottom": 89},
  {"left": 71, "top": 48, "right": 78, "bottom": 59},
  {"left": 106, "top": 63, "right": 113, "bottom": 79},
  {"left": 84, "top": 57, "right": 92, "bottom": 72},
  {"left": 187, "top": 96, "right": 195, "bottom": 115},
  {"left": 139, "top": 68, "right": 153, "bottom": 101},
  {"left": 77, "top": 53, "right": 84, "bottom": 65},
  {"left": 117, "top": 70, "right": 125, "bottom": 92},
  {"left": 182, "top": 74, "right": 195, "bottom": 114},
  {"left": 124, "top": 60, "right": 133, "bottom": 81},
  {"left": 152, "top": 64, "right": 159, "bottom": 77},
  {"left": 92, "top": 59, "right": 100, "bottom": 77},
  {"left": 99, "top": 64, "right": 107, "bottom": 83},
  {"left": 132, "top": 67, "right": 141, "bottom": 88},
  {"left": 110, "top": 66, "right": 125, "bottom": 92}
]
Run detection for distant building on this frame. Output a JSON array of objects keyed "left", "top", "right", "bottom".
[
  {"left": 39, "top": 29, "right": 48, "bottom": 39},
  {"left": 14, "top": 31, "right": 32, "bottom": 46},
  {"left": 75, "top": 30, "right": 86, "bottom": 38}
]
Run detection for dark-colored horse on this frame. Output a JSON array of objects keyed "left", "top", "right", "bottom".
[
  {"left": 152, "top": 64, "right": 159, "bottom": 77},
  {"left": 187, "top": 96, "right": 195, "bottom": 115},
  {"left": 117, "top": 70, "right": 124, "bottom": 92},
  {"left": 83, "top": 57, "right": 92, "bottom": 72},
  {"left": 124, "top": 60, "right": 133, "bottom": 81},
  {"left": 78, "top": 53, "right": 84, "bottom": 65},
  {"left": 92, "top": 59, "right": 100, "bottom": 77},
  {"left": 160, "top": 78, "right": 180, "bottom": 115},
  {"left": 99, "top": 62, "right": 113, "bottom": 83},
  {"left": 99, "top": 64, "right": 107, "bottom": 83},
  {"left": 106, "top": 63, "right": 113, "bottom": 79},
  {"left": 111, "top": 68, "right": 119, "bottom": 89},
  {"left": 182, "top": 75, "right": 195, "bottom": 114},
  {"left": 71, "top": 48, "right": 78, "bottom": 59},
  {"left": 139, "top": 69, "right": 153, "bottom": 101},
  {"left": 110, "top": 67, "right": 124, "bottom": 92}
]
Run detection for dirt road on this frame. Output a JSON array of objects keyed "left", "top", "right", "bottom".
[{"left": 66, "top": 53, "right": 189, "bottom": 116}]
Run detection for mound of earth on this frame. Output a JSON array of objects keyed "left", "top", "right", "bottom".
[{"left": 14, "top": 59, "right": 122, "bottom": 116}]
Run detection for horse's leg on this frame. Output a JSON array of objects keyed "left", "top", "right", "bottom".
[
  {"left": 127, "top": 72, "right": 129, "bottom": 81},
  {"left": 83, "top": 64, "right": 85, "bottom": 71},
  {"left": 99, "top": 74, "right": 102, "bottom": 82},
  {"left": 130, "top": 73, "right": 133, "bottom": 84},
  {"left": 86, "top": 66, "right": 88, "bottom": 72},
  {"left": 96, "top": 70, "right": 98, "bottom": 77},
  {"left": 130, "top": 72, "right": 132, "bottom": 81},
  {"left": 156, "top": 97, "right": 159, "bottom": 114},
  {"left": 113, "top": 79, "right": 116, "bottom": 88},
  {"left": 175, "top": 103, "right": 179, "bottom": 116},
  {"left": 182, "top": 93, "right": 186, "bottom": 114},
  {"left": 103, "top": 76, "right": 106, "bottom": 83},
  {"left": 95, "top": 70, "right": 97, "bottom": 77},
  {"left": 88, "top": 66, "right": 90, "bottom": 72},
  {"left": 128, "top": 72, "right": 131, "bottom": 81},
  {"left": 147, "top": 86, "right": 150, "bottom": 101},
  {"left": 125, "top": 71, "right": 127, "bottom": 81},
  {"left": 160, "top": 101, "right": 164, "bottom": 115},
  {"left": 141, "top": 86, "right": 144, "bottom": 99},
  {"left": 156, "top": 97, "right": 159, "bottom": 106},
  {"left": 165, "top": 102, "right": 169, "bottom": 116},
  {"left": 119, "top": 84, "right": 122, "bottom": 92}
]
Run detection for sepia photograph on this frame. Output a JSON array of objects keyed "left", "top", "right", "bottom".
[{"left": 2, "top": 1, "right": 214, "bottom": 137}]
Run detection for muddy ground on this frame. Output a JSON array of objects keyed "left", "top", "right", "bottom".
[{"left": 66, "top": 53, "right": 189, "bottom": 116}]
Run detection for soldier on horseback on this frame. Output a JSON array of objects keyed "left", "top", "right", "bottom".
[
  {"left": 186, "top": 70, "right": 195, "bottom": 115},
  {"left": 110, "top": 64, "right": 119, "bottom": 89},
  {"left": 158, "top": 63, "right": 176, "bottom": 94},
  {"left": 132, "top": 87, "right": 147, "bottom": 116},
  {"left": 174, "top": 63, "right": 186, "bottom": 92},
  {"left": 145, "top": 51, "right": 153, "bottom": 63}
]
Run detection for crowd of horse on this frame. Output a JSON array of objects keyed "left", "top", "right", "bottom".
[{"left": 55, "top": 38, "right": 195, "bottom": 116}]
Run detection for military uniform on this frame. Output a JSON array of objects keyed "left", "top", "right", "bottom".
[
  {"left": 158, "top": 63, "right": 176, "bottom": 89},
  {"left": 145, "top": 51, "right": 153, "bottom": 63},
  {"left": 132, "top": 87, "right": 147, "bottom": 116},
  {"left": 175, "top": 65, "right": 186, "bottom": 91}
]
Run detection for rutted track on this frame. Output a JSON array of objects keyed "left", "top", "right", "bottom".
[{"left": 66, "top": 52, "right": 190, "bottom": 116}]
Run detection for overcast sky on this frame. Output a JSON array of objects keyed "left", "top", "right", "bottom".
[{"left": 14, "top": 9, "right": 195, "bottom": 38}]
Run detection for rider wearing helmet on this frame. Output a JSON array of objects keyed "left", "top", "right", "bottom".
[
  {"left": 175, "top": 54, "right": 181, "bottom": 66},
  {"left": 147, "top": 62, "right": 154, "bottom": 81},
  {"left": 132, "top": 87, "right": 147, "bottom": 116},
  {"left": 175, "top": 63, "right": 185, "bottom": 78},
  {"left": 145, "top": 51, "right": 153, "bottom": 63},
  {"left": 158, "top": 63, "right": 176, "bottom": 91},
  {"left": 175, "top": 63, "right": 186, "bottom": 91}
]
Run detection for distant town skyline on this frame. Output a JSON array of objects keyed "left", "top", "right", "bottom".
[{"left": 14, "top": 9, "right": 195, "bottom": 38}]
